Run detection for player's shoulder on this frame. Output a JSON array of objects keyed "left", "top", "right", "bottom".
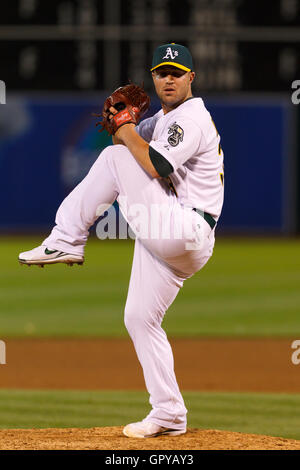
[
  {"left": 182, "top": 96, "right": 205, "bottom": 108},
  {"left": 170, "top": 97, "right": 206, "bottom": 117},
  {"left": 180, "top": 97, "right": 209, "bottom": 118},
  {"left": 173, "top": 97, "right": 213, "bottom": 129}
]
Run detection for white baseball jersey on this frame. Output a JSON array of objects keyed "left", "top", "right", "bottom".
[{"left": 136, "top": 97, "right": 224, "bottom": 219}]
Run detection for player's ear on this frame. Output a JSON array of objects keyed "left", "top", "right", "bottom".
[{"left": 189, "top": 72, "right": 195, "bottom": 84}]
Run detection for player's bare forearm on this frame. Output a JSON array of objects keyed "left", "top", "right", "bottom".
[
  {"left": 112, "top": 135, "right": 123, "bottom": 146},
  {"left": 115, "top": 124, "right": 160, "bottom": 178}
]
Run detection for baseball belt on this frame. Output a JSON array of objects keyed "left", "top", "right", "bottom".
[{"left": 193, "top": 208, "right": 216, "bottom": 230}]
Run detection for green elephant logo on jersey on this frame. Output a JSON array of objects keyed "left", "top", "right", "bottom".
[{"left": 167, "top": 122, "right": 184, "bottom": 147}]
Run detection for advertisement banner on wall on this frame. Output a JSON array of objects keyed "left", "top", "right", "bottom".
[{"left": 0, "top": 94, "right": 296, "bottom": 233}]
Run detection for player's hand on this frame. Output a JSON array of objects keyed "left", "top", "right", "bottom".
[
  {"left": 114, "top": 123, "right": 135, "bottom": 140},
  {"left": 108, "top": 106, "right": 118, "bottom": 119},
  {"left": 93, "top": 83, "right": 150, "bottom": 136},
  {"left": 108, "top": 105, "right": 136, "bottom": 141}
]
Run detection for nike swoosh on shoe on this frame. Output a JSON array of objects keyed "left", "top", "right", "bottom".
[{"left": 44, "top": 248, "right": 58, "bottom": 255}]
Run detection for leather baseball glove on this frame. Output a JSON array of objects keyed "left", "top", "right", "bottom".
[{"left": 94, "top": 83, "right": 150, "bottom": 135}]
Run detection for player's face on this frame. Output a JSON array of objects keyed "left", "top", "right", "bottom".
[{"left": 152, "top": 66, "right": 195, "bottom": 113}]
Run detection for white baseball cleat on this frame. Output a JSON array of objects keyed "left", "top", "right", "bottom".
[
  {"left": 18, "top": 245, "right": 84, "bottom": 267},
  {"left": 123, "top": 420, "right": 186, "bottom": 438}
]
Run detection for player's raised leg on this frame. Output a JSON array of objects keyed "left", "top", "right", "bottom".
[
  {"left": 18, "top": 144, "right": 173, "bottom": 265},
  {"left": 19, "top": 143, "right": 213, "bottom": 268}
]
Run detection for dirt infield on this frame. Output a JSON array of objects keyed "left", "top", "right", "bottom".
[
  {"left": 1, "top": 427, "right": 300, "bottom": 450},
  {"left": 1, "top": 337, "right": 299, "bottom": 392},
  {"left": 1, "top": 337, "right": 299, "bottom": 450}
]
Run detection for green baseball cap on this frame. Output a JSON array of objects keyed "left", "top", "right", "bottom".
[{"left": 151, "top": 43, "right": 193, "bottom": 72}]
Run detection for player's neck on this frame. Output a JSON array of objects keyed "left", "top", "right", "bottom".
[{"left": 161, "top": 92, "right": 193, "bottom": 114}]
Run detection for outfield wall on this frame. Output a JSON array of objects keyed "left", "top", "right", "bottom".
[{"left": 0, "top": 93, "right": 296, "bottom": 233}]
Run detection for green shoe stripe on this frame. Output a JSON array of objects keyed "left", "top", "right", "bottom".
[{"left": 44, "top": 248, "right": 58, "bottom": 255}]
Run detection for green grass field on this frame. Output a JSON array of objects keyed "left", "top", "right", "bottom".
[
  {"left": 0, "top": 389, "right": 299, "bottom": 440},
  {"left": 1, "top": 236, "right": 299, "bottom": 337},
  {"left": 1, "top": 235, "right": 300, "bottom": 442}
]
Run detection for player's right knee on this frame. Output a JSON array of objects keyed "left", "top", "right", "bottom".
[
  {"left": 124, "top": 305, "right": 157, "bottom": 333},
  {"left": 124, "top": 306, "right": 139, "bottom": 333}
]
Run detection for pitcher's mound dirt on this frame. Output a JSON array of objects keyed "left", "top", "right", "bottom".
[{"left": 0, "top": 427, "right": 300, "bottom": 450}]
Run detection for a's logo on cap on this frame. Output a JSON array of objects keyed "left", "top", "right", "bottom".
[{"left": 162, "top": 47, "right": 179, "bottom": 60}]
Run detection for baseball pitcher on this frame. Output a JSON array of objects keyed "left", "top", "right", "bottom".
[{"left": 19, "top": 43, "right": 224, "bottom": 438}]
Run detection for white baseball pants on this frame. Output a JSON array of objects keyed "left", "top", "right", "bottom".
[{"left": 43, "top": 145, "right": 215, "bottom": 430}]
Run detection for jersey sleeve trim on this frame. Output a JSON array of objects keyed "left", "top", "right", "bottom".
[{"left": 149, "top": 145, "right": 174, "bottom": 177}]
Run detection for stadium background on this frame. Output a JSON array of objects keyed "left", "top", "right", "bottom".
[{"left": 0, "top": 0, "right": 300, "bottom": 450}]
